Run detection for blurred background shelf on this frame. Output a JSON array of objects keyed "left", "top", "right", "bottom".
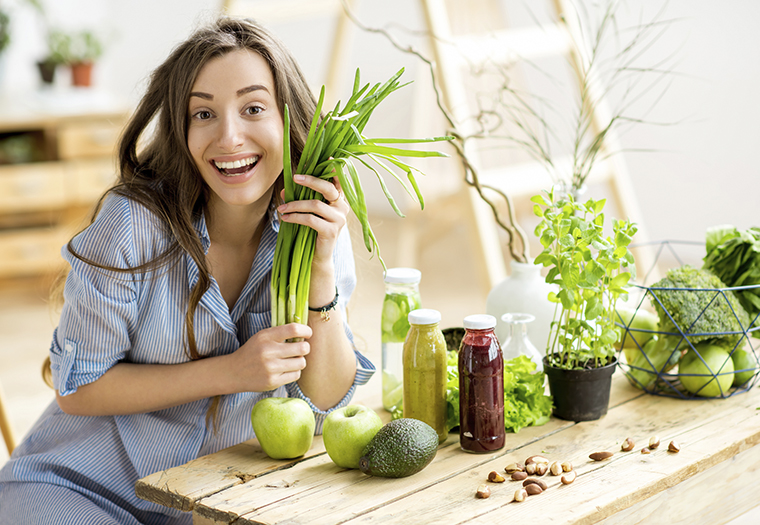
[{"left": 0, "top": 90, "right": 128, "bottom": 280}]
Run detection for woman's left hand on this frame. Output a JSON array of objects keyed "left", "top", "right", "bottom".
[{"left": 277, "top": 174, "right": 348, "bottom": 267}]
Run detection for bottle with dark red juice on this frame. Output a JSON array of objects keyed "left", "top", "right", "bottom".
[{"left": 458, "top": 314, "right": 505, "bottom": 453}]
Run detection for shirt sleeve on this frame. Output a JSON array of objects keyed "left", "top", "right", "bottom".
[
  {"left": 285, "top": 226, "right": 376, "bottom": 434},
  {"left": 50, "top": 195, "right": 139, "bottom": 396}
]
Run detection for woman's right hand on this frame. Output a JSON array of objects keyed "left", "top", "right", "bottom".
[{"left": 228, "top": 323, "right": 313, "bottom": 393}]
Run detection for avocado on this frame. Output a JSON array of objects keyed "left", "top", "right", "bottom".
[{"left": 358, "top": 418, "right": 438, "bottom": 478}]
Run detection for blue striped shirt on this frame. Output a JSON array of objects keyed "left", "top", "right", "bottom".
[{"left": 0, "top": 192, "right": 374, "bottom": 523}]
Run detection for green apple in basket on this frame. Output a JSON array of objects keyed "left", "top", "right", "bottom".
[
  {"left": 679, "top": 342, "right": 734, "bottom": 397},
  {"left": 323, "top": 404, "right": 383, "bottom": 469},
  {"left": 251, "top": 397, "right": 316, "bottom": 459}
]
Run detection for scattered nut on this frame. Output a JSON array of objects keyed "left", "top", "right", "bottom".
[
  {"left": 589, "top": 451, "right": 614, "bottom": 461},
  {"left": 523, "top": 478, "right": 548, "bottom": 491},
  {"left": 649, "top": 436, "right": 660, "bottom": 449},
  {"left": 561, "top": 461, "right": 573, "bottom": 473},
  {"left": 621, "top": 437, "right": 635, "bottom": 452},
  {"left": 488, "top": 471, "right": 505, "bottom": 483},
  {"left": 561, "top": 470, "right": 577, "bottom": 484},
  {"left": 641, "top": 447, "right": 651, "bottom": 455},
  {"left": 505, "top": 462, "right": 524, "bottom": 475},
  {"left": 476, "top": 484, "right": 491, "bottom": 499},
  {"left": 525, "top": 455, "right": 550, "bottom": 465},
  {"left": 561, "top": 470, "right": 577, "bottom": 485},
  {"left": 535, "top": 463, "right": 549, "bottom": 476},
  {"left": 525, "top": 463, "right": 537, "bottom": 475},
  {"left": 525, "top": 483, "right": 544, "bottom": 495},
  {"left": 668, "top": 441, "right": 681, "bottom": 453},
  {"left": 514, "top": 488, "right": 528, "bottom": 502},
  {"left": 511, "top": 471, "right": 528, "bottom": 481},
  {"left": 550, "top": 461, "right": 563, "bottom": 476}
]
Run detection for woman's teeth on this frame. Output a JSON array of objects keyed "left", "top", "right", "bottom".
[{"left": 214, "top": 156, "right": 259, "bottom": 176}]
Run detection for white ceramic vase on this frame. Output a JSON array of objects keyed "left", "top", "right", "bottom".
[{"left": 486, "top": 260, "right": 556, "bottom": 356}]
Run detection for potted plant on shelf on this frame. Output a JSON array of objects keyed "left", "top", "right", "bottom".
[
  {"left": 66, "top": 30, "right": 103, "bottom": 87},
  {"left": 532, "top": 188, "right": 638, "bottom": 421},
  {"left": 36, "top": 29, "right": 69, "bottom": 85}
]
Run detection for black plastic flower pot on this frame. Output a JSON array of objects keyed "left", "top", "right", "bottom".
[{"left": 543, "top": 356, "right": 617, "bottom": 422}]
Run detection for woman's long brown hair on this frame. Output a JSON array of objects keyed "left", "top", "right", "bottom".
[{"left": 43, "top": 17, "right": 318, "bottom": 429}]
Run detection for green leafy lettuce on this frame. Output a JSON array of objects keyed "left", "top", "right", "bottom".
[
  {"left": 703, "top": 225, "right": 760, "bottom": 327},
  {"left": 392, "top": 354, "right": 553, "bottom": 434}
]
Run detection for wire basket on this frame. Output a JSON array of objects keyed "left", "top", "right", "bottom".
[{"left": 615, "top": 241, "right": 760, "bottom": 399}]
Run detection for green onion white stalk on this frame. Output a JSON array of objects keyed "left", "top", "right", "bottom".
[{"left": 271, "top": 68, "right": 451, "bottom": 327}]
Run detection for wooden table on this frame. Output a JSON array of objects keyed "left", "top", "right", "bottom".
[{"left": 136, "top": 372, "right": 760, "bottom": 524}]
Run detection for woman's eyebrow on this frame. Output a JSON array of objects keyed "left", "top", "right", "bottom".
[
  {"left": 237, "top": 84, "right": 270, "bottom": 96},
  {"left": 189, "top": 91, "right": 213, "bottom": 100}
]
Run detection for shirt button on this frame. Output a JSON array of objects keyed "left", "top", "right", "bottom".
[{"left": 65, "top": 343, "right": 73, "bottom": 353}]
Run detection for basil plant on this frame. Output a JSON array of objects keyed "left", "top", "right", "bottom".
[{"left": 532, "top": 188, "right": 638, "bottom": 370}]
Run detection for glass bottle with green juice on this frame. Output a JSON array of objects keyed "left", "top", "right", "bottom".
[
  {"left": 381, "top": 268, "right": 422, "bottom": 411},
  {"left": 403, "top": 308, "right": 448, "bottom": 443}
]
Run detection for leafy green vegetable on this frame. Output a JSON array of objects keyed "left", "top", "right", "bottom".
[
  {"left": 703, "top": 225, "right": 760, "bottom": 327},
  {"left": 392, "top": 354, "right": 553, "bottom": 434},
  {"left": 272, "top": 68, "right": 452, "bottom": 326},
  {"left": 649, "top": 265, "right": 750, "bottom": 349}
]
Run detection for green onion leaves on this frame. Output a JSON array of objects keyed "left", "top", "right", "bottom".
[{"left": 271, "top": 68, "right": 452, "bottom": 327}]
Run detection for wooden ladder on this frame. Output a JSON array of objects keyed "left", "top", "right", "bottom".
[{"left": 220, "top": 0, "right": 656, "bottom": 291}]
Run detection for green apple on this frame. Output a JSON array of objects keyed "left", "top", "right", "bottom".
[
  {"left": 251, "top": 397, "right": 315, "bottom": 459},
  {"left": 679, "top": 343, "right": 734, "bottom": 397},
  {"left": 613, "top": 306, "right": 659, "bottom": 364},
  {"left": 323, "top": 404, "right": 384, "bottom": 469},
  {"left": 731, "top": 347, "right": 759, "bottom": 386}
]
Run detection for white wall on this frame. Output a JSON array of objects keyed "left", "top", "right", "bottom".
[{"left": 1, "top": 0, "right": 758, "bottom": 249}]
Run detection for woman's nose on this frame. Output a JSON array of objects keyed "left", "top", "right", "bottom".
[{"left": 217, "top": 114, "right": 244, "bottom": 151}]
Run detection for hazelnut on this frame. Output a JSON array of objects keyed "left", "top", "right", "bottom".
[
  {"left": 476, "top": 484, "right": 491, "bottom": 499},
  {"left": 668, "top": 440, "right": 681, "bottom": 453},
  {"left": 649, "top": 436, "right": 660, "bottom": 449},
  {"left": 488, "top": 471, "right": 505, "bottom": 483},
  {"left": 525, "top": 483, "right": 544, "bottom": 495},
  {"left": 550, "top": 461, "right": 563, "bottom": 476},
  {"left": 621, "top": 437, "right": 635, "bottom": 452},
  {"left": 525, "top": 463, "right": 537, "bottom": 475},
  {"left": 511, "top": 471, "right": 528, "bottom": 481},
  {"left": 641, "top": 447, "right": 651, "bottom": 455},
  {"left": 535, "top": 462, "right": 548, "bottom": 476},
  {"left": 505, "top": 462, "right": 524, "bottom": 474},
  {"left": 514, "top": 488, "right": 528, "bottom": 502},
  {"left": 561, "top": 461, "right": 573, "bottom": 472}
]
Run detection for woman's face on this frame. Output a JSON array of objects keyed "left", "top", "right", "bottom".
[{"left": 187, "top": 49, "right": 284, "bottom": 211}]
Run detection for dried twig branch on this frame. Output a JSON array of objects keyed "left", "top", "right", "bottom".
[{"left": 340, "top": 0, "right": 530, "bottom": 263}]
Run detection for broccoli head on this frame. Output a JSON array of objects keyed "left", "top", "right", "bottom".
[{"left": 649, "top": 265, "right": 749, "bottom": 348}]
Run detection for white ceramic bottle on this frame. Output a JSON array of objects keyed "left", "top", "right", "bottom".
[{"left": 486, "top": 260, "right": 556, "bottom": 356}]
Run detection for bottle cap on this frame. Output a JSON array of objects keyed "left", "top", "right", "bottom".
[
  {"left": 408, "top": 308, "right": 441, "bottom": 325},
  {"left": 383, "top": 267, "right": 422, "bottom": 284},
  {"left": 463, "top": 314, "right": 497, "bottom": 330}
]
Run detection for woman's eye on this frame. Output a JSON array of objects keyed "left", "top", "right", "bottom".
[
  {"left": 193, "top": 110, "right": 212, "bottom": 120},
  {"left": 245, "top": 106, "right": 263, "bottom": 116}
]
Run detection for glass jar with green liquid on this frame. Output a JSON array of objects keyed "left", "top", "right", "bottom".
[
  {"left": 381, "top": 268, "right": 422, "bottom": 411},
  {"left": 403, "top": 308, "right": 448, "bottom": 443}
]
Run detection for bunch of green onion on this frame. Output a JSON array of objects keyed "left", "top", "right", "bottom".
[{"left": 271, "top": 68, "right": 451, "bottom": 327}]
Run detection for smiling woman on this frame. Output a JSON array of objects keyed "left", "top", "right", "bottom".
[
  {"left": 187, "top": 50, "right": 283, "bottom": 211},
  {"left": 0, "top": 17, "right": 373, "bottom": 525}
]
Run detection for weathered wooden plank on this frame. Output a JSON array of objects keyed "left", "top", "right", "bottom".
[
  {"left": 198, "top": 417, "right": 576, "bottom": 524},
  {"left": 135, "top": 436, "right": 326, "bottom": 512},
  {"left": 599, "top": 443, "right": 760, "bottom": 525},
  {"left": 345, "top": 384, "right": 760, "bottom": 525}
]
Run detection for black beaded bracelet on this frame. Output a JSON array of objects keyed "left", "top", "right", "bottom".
[{"left": 308, "top": 287, "right": 339, "bottom": 321}]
